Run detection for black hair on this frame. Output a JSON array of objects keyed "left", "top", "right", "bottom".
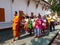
[
  {"left": 15, "top": 11, "right": 17, "bottom": 14},
  {"left": 22, "top": 16, "right": 25, "bottom": 19},
  {"left": 38, "top": 13, "right": 41, "bottom": 18},
  {"left": 26, "top": 16, "right": 29, "bottom": 18}
]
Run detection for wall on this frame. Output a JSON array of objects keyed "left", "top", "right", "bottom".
[
  {"left": 12, "top": 0, "right": 27, "bottom": 16},
  {"left": 36, "top": 4, "right": 45, "bottom": 16},
  {"left": 27, "top": 0, "right": 36, "bottom": 16},
  {"left": 0, "top": 0, "right": 46, "bottom": 22},
  {"left": 12, "top": 0, "right": 45, "bottom": 16},
  {"left": 0, "top": 0, "right": 12, "bottom": 22}
]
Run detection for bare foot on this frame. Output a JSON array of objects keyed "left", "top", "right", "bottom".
[
  {"left": 34, "top": 36, "right": 38, "bottom": 38},
  {"left": 11, "top": 39, "right": 15, "bottom": 43}
]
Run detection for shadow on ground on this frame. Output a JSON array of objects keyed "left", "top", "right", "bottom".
[
  {"left": 0, "top": 28, "right": 33, "bottom": 44},
  {"left": 0, "top": 25, "right": 60, "bottom": 45},
  {"left": 0, "top": 30, "right": 13, "bottom": 44},
  {"left": 26, "top": 29, "right": 59, "bottom": 45}
]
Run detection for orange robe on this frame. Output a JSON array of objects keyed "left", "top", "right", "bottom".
[{"left": 12, "top": 15, "right": 20, "bottom": 37}]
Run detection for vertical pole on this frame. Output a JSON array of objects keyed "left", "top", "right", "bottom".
[
  {"left": 10, "top": 0, "right": 12, "bottom": 21},
  {"left": 26, "top": 0, "right": 28, "bottom": 16}
]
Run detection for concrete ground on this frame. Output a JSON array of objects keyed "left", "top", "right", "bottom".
[
  {"left": 51, "top": 31, "right": 60, "bottom": 45},
  {"left": 0, "top": 22, "right": 60, "bottom": 45}
]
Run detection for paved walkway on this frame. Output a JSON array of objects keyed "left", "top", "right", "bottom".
[
  {"left": 0, "top": 22, "right": 60, "bottom": 45},
  {"left": 0, "top": 30, "right": 58, "bottom": 45},
  {"left": 51, "top": 31, "right": 60, "bottom": 45}
]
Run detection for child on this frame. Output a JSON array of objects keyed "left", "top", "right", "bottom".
[
  {"left": 24, "top": 21, "right": 28, "bottom": 32},
  {"left": 28, "top": 17, "right": 32, "bottom": 35},
  {"left": 32, "top": 19, "right": 36, "bottom": 34},
  {"left": 46, "top": 15, "right": 51, "bottom": 30},
  {"left": 24, "top": 17, "right": 29, "bottom": 33},
  {"left": 32, "top": 20, "right": 35, "bottom": 28},
  {"left": 42, "top": 20, "right": 47, "bottom": 31},
  {"left": 42, "top": 16, "right": 47, "bottom": 33},
  {"left": 34, "top": 17, "right": 41, "bottom": 38}
]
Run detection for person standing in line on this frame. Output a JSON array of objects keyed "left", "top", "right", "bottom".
[
  {"left": 24, "top": 17, "right": 28, "bottom": 33},
  {"left": 42, "top": 15, "right": 47, "bottom": 33},
  {"left": 50, "top": 15, "right": 55, "bottom": 32},
  {"left": 38, "top": 14, "right": 43, "bottom": 34},
  {"left": 34, "top": 17, "right": 41, "bottom": 38},
  {"left": 46, "top": 15, "right": 51, "bottom": 30},
  {"left": 32, "top": 19, "right": 36, "bottom": 35},
  {"left": 57, "top": 16, "right": 60, "bottom": 24},
  {"left": 28, "top": 17, "right": 32, "bottom": 35}
]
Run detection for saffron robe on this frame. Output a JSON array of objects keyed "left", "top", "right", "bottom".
[{"left": 12, "top": 15, "right": 20, "bottom": 37}]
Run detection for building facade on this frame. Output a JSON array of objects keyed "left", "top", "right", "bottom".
[{"left": 0, "top": 0, "right": 49, "bottom": 22}]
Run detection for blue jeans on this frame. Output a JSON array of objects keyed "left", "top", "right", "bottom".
[{"left": 34, "top": 28, "right": 40, "bottom": 36}]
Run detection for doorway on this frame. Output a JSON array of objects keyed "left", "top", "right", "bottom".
[{"left": 0, "top": 8, "right": 5, "bottom": 22}]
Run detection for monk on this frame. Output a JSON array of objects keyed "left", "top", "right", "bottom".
[{"left": 12, "top": 11, "right": 20, "bottom": 42}]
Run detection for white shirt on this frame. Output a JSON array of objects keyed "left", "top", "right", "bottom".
[
  {"left": 50, "top": 16, "right": 55, "bottom": 22},
  {"left": 25, "top": 19, "right": 28, "bottom": 22}
]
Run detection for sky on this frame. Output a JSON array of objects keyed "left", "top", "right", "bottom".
[{"left": 45, "top": 0, "right": 48, "bottom": 1}]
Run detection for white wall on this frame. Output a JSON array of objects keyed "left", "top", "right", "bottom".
[
  {"left": 36, "top": 4, "right": 45, "bottom": 16},
  {"left": 0, "top": 0, "right": 12, "bottom": 22},
  {"left": 12, "top": 0, "right": 36, "bottom": 16},
  {"left": 27, "top": 0, "right": 36, "bottom": 16},
  {"left": 0, "top": 0, "right": 46, "bottom": 22},
  {"left": 12, "top": 0, "right": 45, "bottom": 16},
  {"left": 12, "top": 0, "right": 27, "bottom": 16}
]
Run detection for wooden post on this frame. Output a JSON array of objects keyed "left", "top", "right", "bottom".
[
  {"left": 27, "top": 0, "right": 31, "bottom": 7},
  {"left": 12, "top": 0, "right": 14, "bottom": 3},
  {"left": 19, "top": 11, "right": 24, "bottom": 20},
  {"left": 36, "top": 4, "right": 38, "bottom": 9},
  {"left": 36, "top": 1, "right": 40, "bottom": 9}
]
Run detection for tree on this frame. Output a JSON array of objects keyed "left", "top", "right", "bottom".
[{"left": 48, "top": 0, "right": 60, "bottom": 16}]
